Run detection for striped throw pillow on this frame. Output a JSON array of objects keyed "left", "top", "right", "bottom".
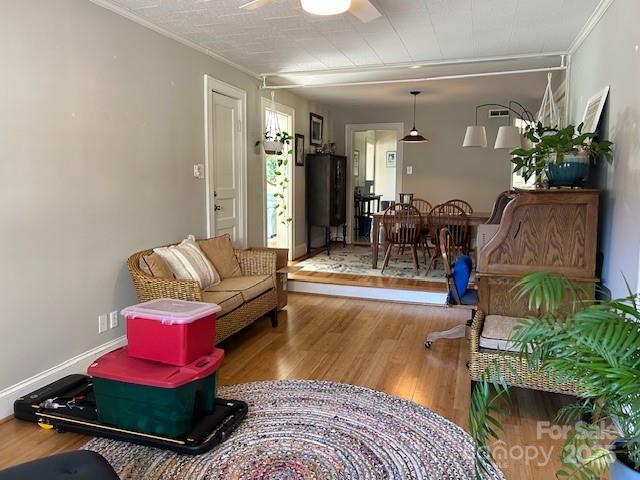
[{"left": 154, "top": 235, "right": 221, "bottom": 289}]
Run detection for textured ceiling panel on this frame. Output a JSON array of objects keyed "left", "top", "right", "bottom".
[{"left": 107, "top": 0, "right": 600, "bottom": 75}]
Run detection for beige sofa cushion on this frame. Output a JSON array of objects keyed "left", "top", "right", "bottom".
[
  {"left": 139, "top": 253, "right": 174, "bottom": 279},
  {"left": 206, "top": 275, "right": 274, "bottom": 303},
  {"left": 154, "top": 236, "right": 221, "bottom": 289},
  {"left": 198, "top": 235, "right": 242, "bottom": 279},
  {"left": 201, "top": 291, "right": 244, "bottom": 317},
  {"left": 479, "top": 314, "right": 522, "bottom": 353}
]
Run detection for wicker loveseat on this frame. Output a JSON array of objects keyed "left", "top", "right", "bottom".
[{"left": 127, "top": 246, "right": 278, "bottom": 344}]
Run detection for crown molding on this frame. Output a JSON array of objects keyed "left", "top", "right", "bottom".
[
  {"left": 568, "top": 0, "right": 615, "bottom": 54},
  {"left": 88, "top": 0, "right": 261, "bottom": 80}
]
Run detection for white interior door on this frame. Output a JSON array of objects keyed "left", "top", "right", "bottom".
[{"left": 210, "top": 92, "right": 241, "bottom": 242}]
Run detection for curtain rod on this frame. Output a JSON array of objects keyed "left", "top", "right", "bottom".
[{"left": 260, "top": 66, "right": 567, "bottom": 90}]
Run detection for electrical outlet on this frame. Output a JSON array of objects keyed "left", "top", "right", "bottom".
[
  {"left": 109, "top": 311, "right": 119, "bottom": 329},
  {"left": 193, "top": 164, "right": 205, "bottom": 179},
  {"left": 98, "top": 314, "right": 108, "bottom": 334}
]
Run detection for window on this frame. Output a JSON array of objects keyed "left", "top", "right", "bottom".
[{"left": 510, "top": 118, "right": 536, "bottom": 189}]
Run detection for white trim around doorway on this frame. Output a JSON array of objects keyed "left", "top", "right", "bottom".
[
  {"left": 204, "top": 74, "right": 248, "bottom": 248},
  {"left": 345, "top": 122, "right": 405, "bottom": 244}
]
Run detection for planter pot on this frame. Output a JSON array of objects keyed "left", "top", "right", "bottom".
[
  {"left": 264, "top": 140, "right": 284, "bottom": 155},
  {"left": 610, "top": 442, "right": 640, "bottom": 479},
  {"left": 545, "top": 152, "right": 590, "bottom": 187},
  {"left": 611, "top": 455, "right": 640, "bottom": 479}
]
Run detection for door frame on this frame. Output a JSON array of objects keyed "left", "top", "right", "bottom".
[
  {"left": 345, "top": 122, "right": 404, "bottom": 244},
  {"left": 260, "top": 96, "right": 295, "bottom": 258},
  {"left": 204, "top": 74, "right": 248, "bottom": 247}
]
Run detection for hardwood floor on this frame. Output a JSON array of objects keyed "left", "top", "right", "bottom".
[{"left": 0, "top": 293, "right": 571, "bottom": 479}]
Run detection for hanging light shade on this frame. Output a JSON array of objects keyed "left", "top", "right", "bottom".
[
  {"left": 462, "top": 125, "right": 487, "bottom": 148},
  {"left": 401, "top": 91, "right": 429, "bottom": 144},
  {"left": 494, "top": 125, "right": 524, "bottom": 149},
  {"left": 301, "top": 0, "right": 351, "bottom": 16}
]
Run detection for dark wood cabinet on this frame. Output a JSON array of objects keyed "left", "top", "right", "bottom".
[{"left": 306, "top": 153, "right": 347, "bottom": 254}]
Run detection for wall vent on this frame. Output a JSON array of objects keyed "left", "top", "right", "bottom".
[{"left": 488, "top": 109, "right": 510, "bottom": 118}]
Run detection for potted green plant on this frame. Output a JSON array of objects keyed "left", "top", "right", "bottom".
[
  {"left": 265, "top": 132, "right": 293, "bottom": 224},
  {"left": 510, "top": 122, "right": 613, "bottom": 187},
  {"left": 264, "top": 130, "right": 292, "bottom": 155},
  {"left": 470, "top": 272, "right": 640, "bottom": 479}
]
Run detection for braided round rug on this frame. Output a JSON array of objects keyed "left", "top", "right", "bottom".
[{"left": 83, "top": 380, "right": 504, "bottom": 479}]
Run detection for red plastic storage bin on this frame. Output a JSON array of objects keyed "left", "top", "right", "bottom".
[
  {"left": 122, "top": 299, "right": 221, "bottom": 366},
  {"left": 89, "top": 346, "right": 224, "bottom": 437}
]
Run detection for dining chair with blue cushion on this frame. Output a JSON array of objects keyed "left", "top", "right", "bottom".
[{"left": 425, "top": 228, "right": 478, "bottom": 349}]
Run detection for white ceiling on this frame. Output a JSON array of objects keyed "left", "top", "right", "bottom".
[{"left": 107, "top": 0, "right": 601, "bottom": 76}]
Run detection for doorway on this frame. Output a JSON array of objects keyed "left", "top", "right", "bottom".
[
  {"left": 262, "top": 98, "right": 294, "bottom": 256},
  {"left": 204, "top": 75, "right": 247, "bottom": 247},
  {"left": 346, "top": 123, "right": 404, "bottom": 245}
]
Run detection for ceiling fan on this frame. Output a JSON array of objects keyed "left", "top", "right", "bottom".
[{"left": 239, "top": 0, "right": 382, "bottom": 23}]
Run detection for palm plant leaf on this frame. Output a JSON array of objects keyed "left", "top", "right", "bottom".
[{"left": 470, "top": 272, "right": 640, "bottom": 479}]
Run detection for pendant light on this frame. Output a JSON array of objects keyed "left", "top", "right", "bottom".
[{"left": 401, "top": 91, "right": 429, "bottom": 144}]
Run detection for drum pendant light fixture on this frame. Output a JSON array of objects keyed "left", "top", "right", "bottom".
[{"left": 401, "top": 91, "right": 429, "bottom": 144}]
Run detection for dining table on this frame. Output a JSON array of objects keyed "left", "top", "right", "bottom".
[{"left": 370, "top": 210, "right": 491, "bottom": 268}]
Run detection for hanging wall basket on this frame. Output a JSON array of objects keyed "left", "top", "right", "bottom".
[{"left": 264, "top": 140, "right": 284, "bottom": 155}]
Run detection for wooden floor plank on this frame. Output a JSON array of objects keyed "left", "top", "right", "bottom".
[{"left": 0, "top": 293, "right": 571, "bottom": 479}]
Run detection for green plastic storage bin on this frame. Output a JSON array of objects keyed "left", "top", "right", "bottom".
[{"left": 88, "top": 347, "right": 224, "bottom": 438}]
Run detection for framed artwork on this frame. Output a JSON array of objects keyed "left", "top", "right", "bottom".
[
  {"left": 581, "top": 86, "right": 609, "bottom": 133},
  {"left": 310, "top": 113, "right": 324, "bottom": 147},
  {"left": 386, "top": 151, "right": 397, "bottom": 167},
  {"left": 353, "top": 150, "right": 360, "bottom": 176},
  {"left": 295, "top": 133, "right": 305, "bottom": 166}
]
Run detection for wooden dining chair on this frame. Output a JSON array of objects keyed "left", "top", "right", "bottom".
[
  {"left": 411, "top": 198, "right": 433, "bottom": 264},
  {"left": 485, "top": 190, "right": 515, "bottom": 224},
  {"left": 445, "top": 199, "right": 474, "bottom": 215},
  {"left": 381, "top": 204, "right": 422, "bottom": 275},
  {"left": 425, "top": 203, "right": 470, "bottom": 274}
]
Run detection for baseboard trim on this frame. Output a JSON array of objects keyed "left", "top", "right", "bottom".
[
  {"left": 289, "top": 281, "right": 447, "bottom": 305},
  {"left": 293, "top": 243, "right": 308, "bottom": 260},
  {"left": 0, "top": 336, "right": 127, "bottom": 419}
]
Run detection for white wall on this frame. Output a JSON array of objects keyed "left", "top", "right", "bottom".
[
  {"left": 568, "top": 0, "right": 640, "bottom": 297},
  {"left": 332, "top": 99, "right": 540, "bottom": 213},
  {"left": 373, "top": 130, "right": 398, "bottom": 203},
  {"left": 0, "top": 0, "right": 329, "bottom": 391}
]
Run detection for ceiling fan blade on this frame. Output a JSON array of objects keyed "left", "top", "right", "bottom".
[
  {"left": 349, "top": 0, "right": 382, "bottom": 23},
  {"left": 239, "top": 0, "right": 272, "bottom": 11}
]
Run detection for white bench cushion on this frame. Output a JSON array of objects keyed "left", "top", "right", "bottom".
[{"left": 479, "top": 314, "right": 522, "bottom": 353}]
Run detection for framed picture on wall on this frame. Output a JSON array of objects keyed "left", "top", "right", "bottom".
[
  {"left": 386, "top": 151, "right": 396, "bottom": 167},
  {"left": 581, "top": 86, "right": 609, "bottom": 133},
  {"left": 353, "top": 150, "right": 360, "bottom": 176},
  {"left": 295, "top": 133, "right": 305, "bottom": 166},
  {"left": 310, "top": 113, "right": 324, "bottom": 147}
]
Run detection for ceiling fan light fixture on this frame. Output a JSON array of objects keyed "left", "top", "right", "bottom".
[{"left": 301, "top": 0, "right": 351, "bottom": 16}]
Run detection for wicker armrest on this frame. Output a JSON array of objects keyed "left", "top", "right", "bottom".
[
  {"left": 127, "top": 251, "right": 202, "bottom": 302},
  {"left": 234, "top": 249, "right": 277, "bottom": 277},
  {"left": 469, "top": 309, "right": 486, "bottom": 354}
]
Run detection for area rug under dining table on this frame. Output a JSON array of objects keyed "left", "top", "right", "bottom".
[{"left": 83, "top": 380, "right": 503, "bottom": 479}]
